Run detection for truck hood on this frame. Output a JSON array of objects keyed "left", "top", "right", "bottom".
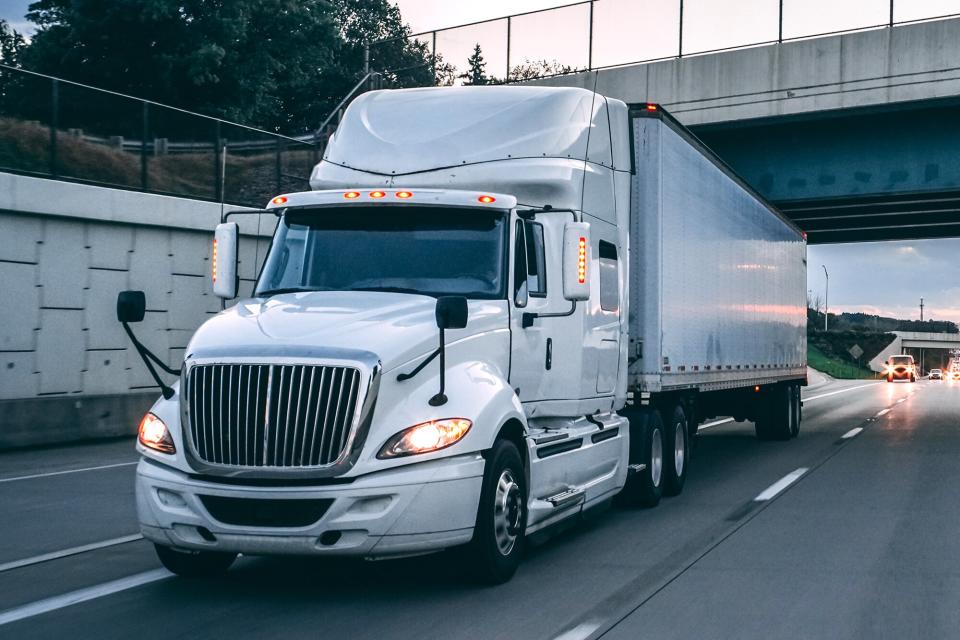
[{"left": 186, "top": 291, "right": 507, "bottom": 372}]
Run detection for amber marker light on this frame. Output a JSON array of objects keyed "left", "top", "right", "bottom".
[
  {"left": 478, "top": 195, "right": 496, "bottom": 204},
  {"left": 369, "top": 191, "right": 386, "bottom": 198},
  {"left": 344, "top": 191, "right": 361, "bottom": 199},
  {"left": 271, "top": 196, "right": 288, "bottom": 205},
  {"left": 211, "top": 239, "right": 218, "bottom": 282},
  {"left": 645, "top": 103, "right": 658, "bottom": 111},
  {"left": 395, "top": 191, "right": 413, "bottom": 199},
  {"left": 577, "top": 237, "right": 587, "bottom": 284}
]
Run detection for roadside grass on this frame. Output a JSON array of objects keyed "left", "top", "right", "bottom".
[{"left": 808, "top": 343, "right": 879, "bottom": 380}]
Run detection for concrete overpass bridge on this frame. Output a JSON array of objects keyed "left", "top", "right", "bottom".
[
  {"left": 524, "top": 15, "right": 960, "bottom": 244},
  {"left": 869, "top": 331, "right": 960, "bottom": 373}
]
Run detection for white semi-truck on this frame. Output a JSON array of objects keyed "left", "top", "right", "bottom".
[{"left": 118, "top": 86, "right": 807, "bottom": 583}]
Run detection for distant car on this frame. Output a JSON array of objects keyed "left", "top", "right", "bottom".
[
  {"left": 930, "top": 368, "right": 943, "bottom": 380},
  {"left": 886, "top": 354, "right": 916, "bottom": 382},
  {"left": 952, "top": 370, "right": 960, "bottom": 381}
]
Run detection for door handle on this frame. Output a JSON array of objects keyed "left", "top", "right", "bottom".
[{"left": 545, "top": 338, "right": 553, "bottom": 370}]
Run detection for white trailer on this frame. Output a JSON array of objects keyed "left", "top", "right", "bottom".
[{"left": 118, "top": 86, "right": 807, "bottom": 583}]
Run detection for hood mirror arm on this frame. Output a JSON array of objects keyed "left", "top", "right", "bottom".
[
  {"left": 396, "top": 347, "right": 441, "bottom": 383},
  {"left": 121, "top": 323, "right": 177, "bottom": 400},
  {"left": 396, "top": 297, "right": 468, "bottom": 408}
]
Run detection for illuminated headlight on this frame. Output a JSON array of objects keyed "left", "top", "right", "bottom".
[
  {"left": 138, "top": 413, "right": 175, "bottom": 454},
  {"left": 377, "top": 418, "right": 472, "bottom": 459}
]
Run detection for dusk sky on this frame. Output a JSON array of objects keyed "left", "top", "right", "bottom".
[{"left": 3, "top": 0, "right": 959, "bottom": 323}]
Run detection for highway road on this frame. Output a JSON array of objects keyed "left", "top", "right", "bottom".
[{"left": 2, "top": 375, "right": 959, "bottom": 639}]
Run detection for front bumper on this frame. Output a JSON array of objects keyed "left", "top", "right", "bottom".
[{"left": 136, "top": 453, "right": 484, "bottom": 558}]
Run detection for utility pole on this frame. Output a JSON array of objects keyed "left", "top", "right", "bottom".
[
  {"left": 920, "top": 297, "right": 925, "bottom": 322},
  {"left": 822, "top": 264, "right": 829, "bottom": 331}
]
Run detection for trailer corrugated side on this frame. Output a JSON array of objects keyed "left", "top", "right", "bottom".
[{"left": 627, "top": 110, "right": 807, "bottom": 393}]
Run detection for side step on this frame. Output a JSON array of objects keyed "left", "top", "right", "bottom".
[
  {"left": 627, "top": 463, "right": 647, "bottom": 476},
  {"left": 544, "top": 487, "right": 586, "bottom": 509}
]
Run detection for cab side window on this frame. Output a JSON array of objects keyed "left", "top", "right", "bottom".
[
  {"left": 598, "top": 240, "right": 619, "bottom": 312},
  {"left": 524, "top": 221, "right": 547, "bottom": 297}
]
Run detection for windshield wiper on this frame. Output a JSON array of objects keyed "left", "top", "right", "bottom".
[{"left": 349, "top": 286, "right": 428, "bottom": 295}]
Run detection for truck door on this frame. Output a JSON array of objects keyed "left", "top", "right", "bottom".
[{"left": 509, "top": 219, "right": 549, "bottom": 400}]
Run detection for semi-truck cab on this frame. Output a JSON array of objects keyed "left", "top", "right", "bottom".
[{"left": 120, "top": 86, "right": 806, "bottom": 583}]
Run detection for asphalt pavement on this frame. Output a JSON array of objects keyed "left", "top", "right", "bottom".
[{"left": 2, "top": 375, "right": 957, "bottom": 639}]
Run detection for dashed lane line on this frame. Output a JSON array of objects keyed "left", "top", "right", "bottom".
[
  {"left": 753, "top": 468, "right": 809, "bottom": 501},
  {"left": 0, "top": 462, "right": 138, "bottom": 484},
  {"left": 0, "top": 535, "right": 144, "bottom": 574}
]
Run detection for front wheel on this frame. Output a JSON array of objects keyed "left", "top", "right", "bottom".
[
  {"left": 619, "top": 408, "right": 664, "bottom": 508},
  {"left": 463, "top": 439, "right": 526, "bottom": 584},
  {"left": 154, "top": 544, "right": 237, "bottom": 578}
]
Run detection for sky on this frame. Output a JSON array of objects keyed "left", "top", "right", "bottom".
[{"left": 3, "top": 0, "right": 960, "bottom": 324}]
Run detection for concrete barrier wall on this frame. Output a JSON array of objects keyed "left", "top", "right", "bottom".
[{"left": 0, "top": 172, "right": 275, "bottom": 448}]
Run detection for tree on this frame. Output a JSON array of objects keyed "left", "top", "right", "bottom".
[
  {"left": 18, "top": 0, "right": 435, "bottom": 133},
  {"left": 509, "top": 58, "right": 580, "bottom": 82},
  {"left": 0, "top": 19, "right": 25, "bottom": 67},
  {"left": 460, "top": 43, "right": 488, "bottom": 86}
]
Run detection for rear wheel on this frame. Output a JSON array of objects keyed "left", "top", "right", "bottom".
[
  {"left": 789, "top": 384, "right": 802, "bottom": 438},
  {"left": 619, "top": 408, "right": 664, "bottom": 508},
  {"left": 661, "top": 404, "right": 689, "bottom": 496},
  {"left": 755, "top": 385, "right": 792, "bottom": 441},
  {"left": 154, "top": 544, "right": 237, "bottom": 578},
  {"left": 463, "top": 439, "right": 526, "bottom": 584}
]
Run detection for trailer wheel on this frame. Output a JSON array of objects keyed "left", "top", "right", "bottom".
[
  {"left": 661, "top": 404, "right": 689, "bottom": 496},
  {"left": 790, "top": 384, "right": 802, "bottom": 438},
  {"left": 154, "top": 544, "right": 237, "bottom": 578},
  {"left": 755, "top": 385, "right": 792, "bottom": 441},
  {"left": 463, "top": 438, "right": 526, "bottom": 584},
  {"left": 619, "top": 408, "right": 664, "bottom": 508}
]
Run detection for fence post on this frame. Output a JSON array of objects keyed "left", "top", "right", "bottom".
[
  {"left": 275, "top": 137, "right": 282, "bottom": 195},
  {"left": 49, "top": 79, "right": 58, "bottom": 177},
  {"left": 678, "top": 0, "right": 684, "bottom": 58},
  {"left": 779, "top": 0, "right": 783, "bottom": 43},
  {"left": 889, "top": 0, "right": 894, "bottom": 27},
  {"left": 214, "top": 120, "right": 223, "bottom": 202},
  {"left": 506, "top": 16, "right": 512, "bottom": 81},
  {"left": 432, "top": 31, "right": 437, "bottom": 85},
  {"left": 141, "top": 101, "right": 149, "bottom": 191},
  {"left": 588, "top": 0, "right": 595, "bottom": 70}
]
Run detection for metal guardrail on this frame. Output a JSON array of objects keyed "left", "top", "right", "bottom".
[
  {"left": 370, "top": 0, "right": 960, "bottom": 85},
  {"left": 0, "top": 64, "right": 319, "bottom": 207}
]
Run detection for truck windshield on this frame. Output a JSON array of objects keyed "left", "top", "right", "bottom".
[
  {"left": 255, "top": 206, "right": 507, "bottom": 299},
  {"left": 890, "top": 356, "right": 913, "bottom": 365}
]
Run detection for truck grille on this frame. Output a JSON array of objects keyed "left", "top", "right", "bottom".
[{"left": 186, "top": 364, "right": 362, "bottom": 468}]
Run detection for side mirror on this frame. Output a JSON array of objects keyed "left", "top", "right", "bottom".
[
  {"left": 116, "top": 290, "right": 146, "bottom": 323},
  {"left": 213, "top": 222, "right": 239, "bottom": 299},
  {"left": 435, "top": 296, "right": 468, "bottom": 330},
  {"left": 562, "top": 221, "right": 591, "bottom": 301}
]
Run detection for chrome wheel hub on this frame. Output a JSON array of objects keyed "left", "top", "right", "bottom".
[
  {"left": 674, "top": 421, "right": 685, "bottom": 476},
  {"left": 651, "top": 428, "right": 663, "bottom": 487},
  {"left": 494, "top": 469, "right": 522, "bottom": 556}
]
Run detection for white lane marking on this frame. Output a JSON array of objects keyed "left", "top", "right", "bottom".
[
  {"left": 553, "top": 621, "right": 603, "bottom": 640},
  {"left": 896, "top": 398, "right": 906, "bottom": 404},
  {"left": 876, "top": 409, "right": 891, "bottom": 417},
  {"left": 0, "top": 534, "right": 144, "bottom": 574},
  {"left": 754, "top": 468, "right": 808, "bottom": 502},
  {"left": 698, "top": 418, "right": 734, "bottom": 431},
  {"left": 0, "top": 569, "right": 170, "bottom": 626},
  {"left": 841, "top": 427, "right": 864, "bottom": 439},
  {"left": 803, "top": 384, "right": 875, "bottom": 402},
  {"left": 0, "top": 461, "right": 137, "bottom": 484}
]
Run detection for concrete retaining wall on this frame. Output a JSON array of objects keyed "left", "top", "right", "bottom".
[{"left": 0, "top": 172, "right": 274, "bottom": 449}]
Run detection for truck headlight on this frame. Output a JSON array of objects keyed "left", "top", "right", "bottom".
[
  {"left": 138, "top": 413, "right": 175, "bottom": 454},
  {"left": 377, "top": 418, "right": 472, "bottom": 459}
]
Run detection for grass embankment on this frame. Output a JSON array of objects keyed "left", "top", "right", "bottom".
[{"left": 807, "top": 344, "right": 879, "bottom": 379}]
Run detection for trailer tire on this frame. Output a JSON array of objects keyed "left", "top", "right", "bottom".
[
  {"left": 463, "top": 438, "right": 526, "bottom": 584},
  {"left": 619, "top": 408, "right": 664, "bottom": 508},
  {"left": 661, "top": 404, "right": 689, "bottom": 496},
  {"left": 154, "top": 544, "right": 237, "bottom": 578},
  {"left": 790, "top": 384, "right": 802, "bottom": 438},
  {"left": 755, "top": 385, "right": 792, "bottom": 441}
]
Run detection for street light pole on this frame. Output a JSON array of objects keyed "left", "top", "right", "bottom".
[{"left": 822, "top": 264, "right": 829, "bottom": 331}]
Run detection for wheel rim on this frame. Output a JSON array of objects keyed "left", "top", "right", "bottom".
[
  {"left": 651, "top": 428, "right": 663, "bottom": 487},
  {"left": 673, "top": 421, "right": 685, "bottom": 476},
  {"left": 493, "top": 469, "right": 522, "bottom": 556}
]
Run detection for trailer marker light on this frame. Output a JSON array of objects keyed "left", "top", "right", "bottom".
[
  {"left": 271, "top": 196, "right": 288, "bottom": 205},
  {"left": 478, "top": 195, "right": 496, "bottom": 203},
  {"left": 396, "top": 191, "right": 413, "bottom": 199},
  {"left": 578, "top": 237, "right": 587, "bottom": 284},
  {"left": 370, "top": 191, "right": 386, "bottom": 198},
  {"left": 211, "top": 239, "right": 218, "bottom": 282},
  {"left": 344, "top": 191, "right": 361, "bottom": 199},
  {"left": 754, "top": 385, "right": 761, "bottom": 392}
]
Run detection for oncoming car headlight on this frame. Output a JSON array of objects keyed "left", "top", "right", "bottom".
[
  {"left": 138, "top": 413, "right": 175, "bottom": 454},
  {"left": 377, "top": 418, "right": 472, "bottom": 459}
]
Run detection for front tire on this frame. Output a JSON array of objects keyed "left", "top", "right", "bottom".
[
  {"left": 154, "top": 544, "right": 237, "bottom": 578},
  {"left": 619, "top": 408, "right": 664, "bottom": 508},
  {"left": 464, "top": 439, "right": 526, "bottom": 584}
]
